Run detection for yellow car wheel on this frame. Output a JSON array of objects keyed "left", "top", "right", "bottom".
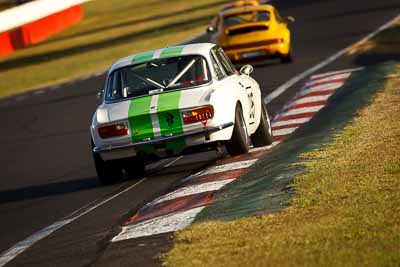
[{"left": 281, "top": 47, "right": 293, "bottom": 64}]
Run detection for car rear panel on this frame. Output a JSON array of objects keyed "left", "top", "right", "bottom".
[
  {"left": 98, "top": 87, "right": 215, "bottom": 155},
  {"left": 155, "top": 91, "right": 186, "bottom": 150}
]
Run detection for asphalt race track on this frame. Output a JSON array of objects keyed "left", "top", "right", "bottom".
[{"left": 0, "top": 0, "right": 399, "bottom": 266}]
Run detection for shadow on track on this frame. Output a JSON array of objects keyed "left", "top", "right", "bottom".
[
  {"left": 0, "top": 177, "right": 99, "bottom": 205},
  {"left": 0, "top": 151, "right": 219, "bottom": 205}
]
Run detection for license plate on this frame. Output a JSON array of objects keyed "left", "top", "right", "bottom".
[{"left": 241, "top": 50, "right": 264, "bottom": 59}]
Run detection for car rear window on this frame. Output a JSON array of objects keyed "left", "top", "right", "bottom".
[
  {"left": 224, "top": 11, "right": 270, "bottom": 28},
  {"left": 105, "top": 55, "right": 211, "bottom": 102}
]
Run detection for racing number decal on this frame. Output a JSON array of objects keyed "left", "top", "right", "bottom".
[{"left": 248, "top": 91, "right": 256, "bottom": 123}]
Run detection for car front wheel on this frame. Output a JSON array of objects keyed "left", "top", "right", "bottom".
[
  {"left": 225, "top": 105, "right": 250, "bottom": 156},
  {"left": 281, "top": 46, "right": 293, "bottom": 64}
]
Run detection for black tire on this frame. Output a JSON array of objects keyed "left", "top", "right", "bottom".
[
  {"left": 251, "top": 103, "right": 273, "bottom": 147},
  {"left": 92, "top": 150, "right": 124, "bottom": 185},
  {"left": 226, "top": 105, "right": 250, "bottom": 156},
  {"left": 124, "top": 156, "right": 146, "bottom": 179},
  {"left": 281, "top": 47, "right": 293, "bottom": 64}
]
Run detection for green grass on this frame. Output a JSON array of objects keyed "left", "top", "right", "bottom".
[
  {"left": 163, "top": 24, "right": 400, "bottom": 267},
  {"left": 0, "top": 0, "right": 229, "bottom": 98}
]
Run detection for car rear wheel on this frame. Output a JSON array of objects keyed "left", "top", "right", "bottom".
[
  {"left": 281, "top": 47, "right": 293, "bottom": 64},
  {"left": 226, "top": 105, "right": 250, "bottom": 156},
  {"left": 251, "top": 103, "right": 273, "bottom": 147},
  {"left": 93, "top": 150, "right": 124, "bottom": 185}
]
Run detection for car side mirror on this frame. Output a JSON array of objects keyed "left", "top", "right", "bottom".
[
  {"left": 206, "top": 26, "right": 215, "bottom": 33},
  {"left": 240, "top": 64, "right": 253, "bottom": 76},
  {"left": 285, "top": 16, "right": 295, "bottom": 23},
  {"left": 97, "top": 89, "right": 104, "bottom": 99}
]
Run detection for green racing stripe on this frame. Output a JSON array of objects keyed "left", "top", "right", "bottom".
[
  {"left": 160, "top": 46, "right": 185, "bottom": 58},
  {"left": 131, "top": 51, "right": 155, "bottom": 64},
  {"left": 157, "top": 91, "right": 186, "bottom": 150},
  {"left": 131, "top": 46, "right": 184, "bottom": 64},
  {"left": 128, "top": 96, "right": 155, "bottom": 153},
  {"left": 128, "top": 91, "right": 186, "bottom": 154}
]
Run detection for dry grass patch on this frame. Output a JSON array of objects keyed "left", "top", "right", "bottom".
[{"left": 163, "top": 66, "right": 400, "bottom": 266}]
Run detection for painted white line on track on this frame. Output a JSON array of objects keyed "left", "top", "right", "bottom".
[
  {"left": 0, "top": 178, "right": 147, "bottom": 267},
  {"left": 112, "top": 207, "right": 205, "bottom": 242},
  {"left": 146, "top": 157, "right": 175, "bottom": 171},
  {"left": 163, "top": 155, "right": 183, "bottom": 168},
  {"left": 271, "top": 141, "right": 281, "bottom": 147},
  {"left": 196, "top": 159, "right": 258, "bottom": 177},
  {"left": 181, "top": 159, "right": 259, "bottom": 185},
  {"left": 264, "top": 14, "right": 400, "bottom": 104},
  {"left": 298, "top": 82, "right": 343, "bottom": 98},
  {"left": 151, "top": 179, "right": 235, "bottom": 205},
  {"left": 249, "top": 145, "right": 273, "bottom": 152},
  {"left": 112, "top": 159, "right": 260, "bottom": 243},
  {"left": 306, "top": 73, "right": 351, "bottom": 86},
  {"left": 272, "top": 117, "right": 311, "bottom": 127},
  {"left": 310, "top": 67, "right": 364, "bottom": 80},
  {"left": 279, "top": 105, "right": 325, "bottom": 117},
  {"left": 289, "top": 94, "right": 332, "bottom": 106},
  {"left": 0, "top": 219, "right": 73, "bottom": 266},
  {"left": 286, "top": 99, "right": 328, "bottom": 111},
  {"left": 272, "top": 127, "right": 298, "bottom": 137}
]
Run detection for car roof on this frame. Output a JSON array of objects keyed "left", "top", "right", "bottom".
[
  {"left": 110, "top": 43, "right": 215, "bottom": 72},
  {"left": 221, "top": 4, "right": 273, "bottom": 17},
  {"left": 221, "top": 0, "right": 259, "bottom": 11}
]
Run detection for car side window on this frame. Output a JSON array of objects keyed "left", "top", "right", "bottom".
[
  {"left": 214, "top": 48, "right": 234, "bottom": 76},
  {"left": 210, "top": 50, "right": 226, "bottom": 80},
  {"left": 218, "top": 48, "right": 237, "bottom": 75}
]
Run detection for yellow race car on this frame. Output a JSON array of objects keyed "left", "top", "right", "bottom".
[{"left": 207, "top": 4, "right": 295, "bottom": 63}]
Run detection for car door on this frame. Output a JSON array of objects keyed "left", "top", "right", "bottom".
[
  {"left": 218, "top": 48, "right": 260, "bottom": 127},
  {"left": 212, "top": 47, "right": 258, "bottom": 129}
]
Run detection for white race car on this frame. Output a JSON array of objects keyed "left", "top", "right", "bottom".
[{"left": 91, "top": 43, "right": 273, "bottom": 184}]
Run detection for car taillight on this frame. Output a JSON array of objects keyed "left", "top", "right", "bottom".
[
  {"left": 182, "top": 106, "right": 214, "bottom": 124},
  {"left": 271, "top": 38, "right": 284, "bottom": 44},
  {"left": 98, "top": 123, "right": 129, "bottom": 139}
]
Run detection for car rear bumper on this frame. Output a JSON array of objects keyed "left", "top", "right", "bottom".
[
  {"left": 223, "top": 42, "right": 287, "bottom": 61},
  {"left": 93, "top": 122, "right": 233, "bottom": 160}
]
